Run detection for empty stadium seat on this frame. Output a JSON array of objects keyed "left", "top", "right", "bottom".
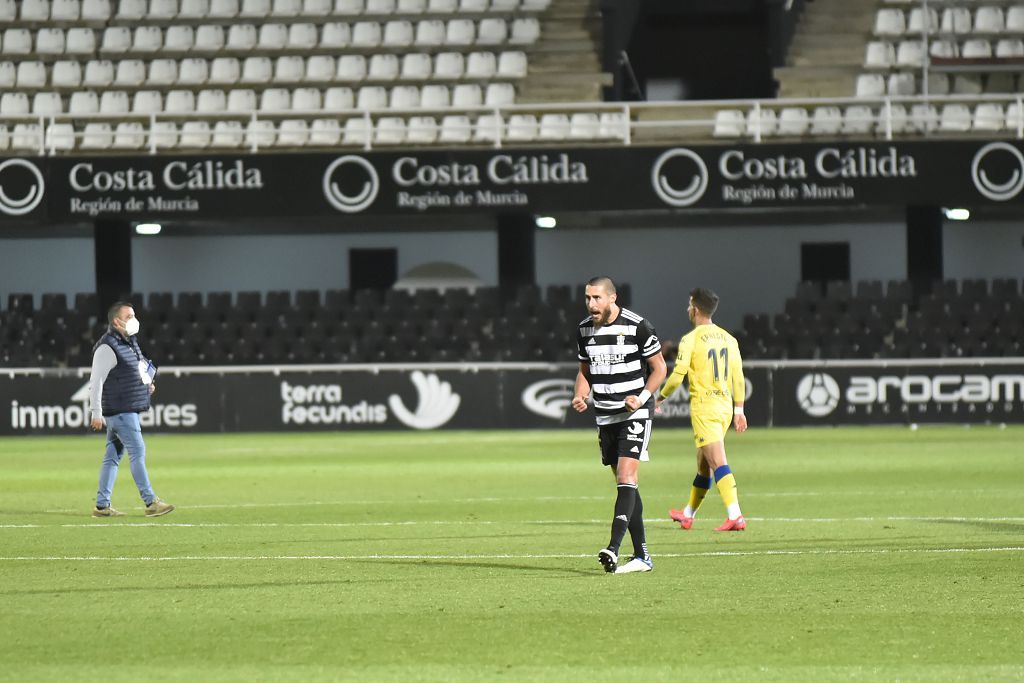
[
  {"left": 99, "top": 89, "right": 129, "bottom": 113},
  {"left": 856, "top": 74, "right": 886, "bottom": 98},
  {"left": 275, "top": 55, "right": 305, "bottom": 82},
  {"left": 21, "top": 0, "right": 50, "bottom": 21},
  {"left": 352, "top": 21, "right": 382, "bottom": 47},
  {"left": 309, "top": 118, "right": 341, "bottom": 144},
  {"left": 131, "top": 89, "right": 163, "bottom": 113},
  {"left": 390, "top": 84, "right": 420, "bottom": 108},
  {"left": 926, "top": 73, "right": 950, "bottom": 96},
  {"left": 115, "top": 0, "right": 145, "bottom": 18},
  {"left": 68, "top": 90, "right": 99, "bottom": 114},
  {"left": 245, "top": 119, "right": 276, "bottom": 146},
  {"left": 258, "top": 23, "right": 288, "bottom": 49},
  {"left": 180, "top": 0, "right": 210, "bottom": 17},
  {"left": 466, "top": 51, "right": 497, "bottom": 78},
  {"left": 940, "top": 7, "right": 971, "bottom": 34},
  {"left": 80, "top": 122, "right": 113, "bottom": 149},
  {"left": 415, "top": 19, "right": 446, "bottom": 46},
  {"left": 337, "top": 54, "right": 367, "bottom": 81},
  {"left": 400, "top": 53, "right": 432, "bottom": 80},
  {"left": 406, "top": 115, "right": 437, "bottom": 143},
  {"left": 384, "top": 20, "right": 414, "bottom": 46},
  {"left": 2, "top": 30, "right": 33, "bottom": 55},
  {"left": 909, "top": 103, "right": 938, "bottom": 132},
  {"left": 974, "top": 6, "right": 1004, "bottom": 33},
  {"left": 148, "top": 58, "right": 179, "bottom": 85},
  {"left": 113, "top": 121, "right": 145, "bottom": 149},
  {"left": 434, "top": 51, "right": 464, "bottom": 78},
  {"left": 211, "top": 120, "right": 244, "bottom": 147},
  {"left": 896, "top": 40, "right": 925, "bottom": 67},
  {"left": 375, "top": 116, "right": 406, "bottom": 144},
  {"left": 209, "top": 57, "right": 241, "bottom": 84},
  {"left": 133, "top": 26, "right": 164, "bottom": 52},
  {"left": 240, "top": 0, "right": 270, "bottom": 16},
  {"left": 100, "top": 26, "right": 131, "bottom": 53},
  {"left": 241, "top": 56, "right": 273, "bottom": 83},
  {"left": 0, "top": 93, "right": 29, "bottom": 115},
  {"left": 288, "top": 23, "right": 318, "bottom": 49},
  {"left": 745, "top": 108, "right": 778, "bottom": 137},
  {"left": 842, "top": 105, "right": 874, "bottom": 135},
  {"left": 568, "top": 112, "right": 599, "bottom": 140},
  {"left": 974, "top": 103, "right": 1005, "bottom": 131},
  {"left": 0, "top": 62, "right": 14, "bottom": 88},
  {"left": 227, "top": 24, "right": 257, "bottom": 50},
  {"left": 17, "top": 61, "right": 47, "bottom": 88},
  {"left": 874, "top": 8, "right": 906, "bottom": 35},
  {"left": 36, "top": 28, "right": 67, "bottom": 56},
  {"left": 907, "top": 7, "right": 937, "bottom": 34},
  {"left": 484, "top": 82, "right": 514, "bottom": 106},
  {"left": 420, "top": 84, "right": 449, "bottom": 107},
  {"left": 452, "top": 83, "right": 482, "bottom": 106},
  {"left": 260, "top": 87, "right": 291, "bottom": 111},
  {"left": 150, "top": 0, "right": 178, "bottom": 19},
  {"left": 271, "top": 0, "right": 300, "bottom": 16},
  {"left": 321, "top": 21, "right": 351, "bottom": 47},
  {"left": 952, "top": 74, "right": 982, "bottom": 95},
  {"left": 52, "top": 60, "right": 82, "bottom": 87},
  {"left": 81, "top": 0, "right": 112, "bottom": 20},
  {"left": 149, "top": 121, "right": 178, "bottom": 149},
  {"left": 323, "top": 86, "right": 353, "bottom": 109},
  {"left": 477, "top": 18, "right": 507, "bottom": 45},
  {"left": 277, "top": 119, "right": 308, "bottom": 145},
  {"left": 303, "top": 0, "right": 330, "bottom": 15},
  {"left": 473, "top": 113, "right": 501, "bottom": 142},
  {"left": 196, "top": 25, "right": 226, "bottom": 51},
  {"left": 179, "top": 58, "right": 210, "bottom": 84},
  {"left": 439, "top": 114, "right": 470, "bottom": 142},
  {"left": 342, "top": 117, "right": 370, "bottom": 144},
  {"left": 11, "top": 124, "right": 43, "bottom": 151},
  {"left": 712, "top": 109, "right": 744, "bottom": 137},
  {"left": 887, "top": 72, "right": 915, "bottom": 96},
  {"left": 962, "top": 39, "right": 992, "bottom": 59},
  {"left": 165, "top": 89, "right": 196, "bottom": 112},
  {"left": 777, "top": 107, "right": 809, "bottom": 135},
  {"left": 505, "top": 113, "right": 537, "bottom": 141},
  {"left": 197, "top": 88, "right": 226, "bottom": 112},
  {"left": 368, "top": 53, "right": 400, "bottom": 80},
  {"left": 497, "top": 51, "right": 527, "bottom": 78},
  {"left": 115, "top": 59, "right": 146, "bottom": 86},
  {"left": 509, "top": 17, "right": 539, "bottom": 44},
  {"left": 32, "top": 92, "right": 63, "bottom": 115},
  {"left": 357, "top": 85, "right": 388, "bottom": 109},
  {"left": 538, "top": 113, "right": 569, "bottom": 140},
  {"left": 864, "top": 41, "right": 895, "bottom": 68},
  {"left": 810, "top": 106, "right": 842, "bottom": 135}
]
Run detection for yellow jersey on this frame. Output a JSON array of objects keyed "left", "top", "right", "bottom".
[{"left": 660, "top": 323, "right": 745, "bottom": 412}]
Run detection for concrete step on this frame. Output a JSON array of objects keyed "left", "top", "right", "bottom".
[{"left": 788, "top": 47, "right": 866, "bottom": 67}]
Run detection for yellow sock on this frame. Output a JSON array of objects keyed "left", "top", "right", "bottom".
[
  {"left": 685, "top": 474, "right": 712, "bottom": 516},
  {"left": 714, "top": 465, "right": 742, "bottom": 520}
]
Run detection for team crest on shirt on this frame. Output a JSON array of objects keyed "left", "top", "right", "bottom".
[{"left": 616, "top": 335, "right": 625, "bottom": 346}]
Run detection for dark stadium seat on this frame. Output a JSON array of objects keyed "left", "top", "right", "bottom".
[
  {"left": 206, "top": 291, "right": 232, "bottom": 313},
  {"left": 960, "top": 279, "right": 988, "bottom": 299},
  {"left": 825, "top": 280, "right": 852, "bottom": 301},
  {"left": 7, "top": 293, "right": 34, "bottom": 315},
  {"left": 855, "top": 280, "right": 884, "bottom": 300},
  {"left": 885, "top": 279, "right": 912, "bottom": 304},
  {"left": 40, "top": 293, "right": 68, "bottom": 314},
  {"left": 795, "top": 280, "right": 824, "bottom": 302},
  {"left": 991, "top": 278, "right": 1020, "bottom": 300},
  {"left": 265, "top": 290, "right": 292, "bottom": 313},
  {"left": 323, "top": 289, "right": 350, "bottom": 312},
  {"left": 295, "top": 290, "right": 321, "bottom": 313}
]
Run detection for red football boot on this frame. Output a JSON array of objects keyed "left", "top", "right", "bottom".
[
  {"left": 668, "top": 508, "right": 694, "bottom": 530},
  {"left": 714, "top": 516, "right": 746, "bottom": 532}
]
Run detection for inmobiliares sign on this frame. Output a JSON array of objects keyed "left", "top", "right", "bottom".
[{"left": 1, "top": 140, "right": 1023, "bottom": 220}]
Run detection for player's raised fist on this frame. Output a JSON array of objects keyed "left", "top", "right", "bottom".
[{"left": 572, "top": 395, "right": 589, "bottom": 413}]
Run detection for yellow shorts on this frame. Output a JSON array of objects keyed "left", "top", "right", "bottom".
[{"left": 691, "top": 409, "right": 731, "bottom": 448}]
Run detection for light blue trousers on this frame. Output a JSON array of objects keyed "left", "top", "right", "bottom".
[{"left": 96, "top": 412, "right": 155, "bottom": 507}]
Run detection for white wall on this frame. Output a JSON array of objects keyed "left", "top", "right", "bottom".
[
  {"left": 131, "top": 231, "right": 499, "bottom": 295},
  {"left": 0, "top": 238, "right": 94, "bottom": 308},
  {"left": 943, "top": 220, "right": 1024, "bottom": 281},
  {"left": 536, "top": 221, "right": 907, "bottom": 334}
]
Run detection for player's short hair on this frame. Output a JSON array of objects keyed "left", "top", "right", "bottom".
[
  {"left": 586, "top": 276, "right": 616, "bottom": 294},
  {"left": 689, "top": 287, "right": 719, "bottom": 316},
  {"left": 107, "top": 301, "right": 134, "bottom": 325}
]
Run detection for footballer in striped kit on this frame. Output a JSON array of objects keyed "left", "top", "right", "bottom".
[{"left": 572, "top": 276, "right": 666, "bottom": 574}]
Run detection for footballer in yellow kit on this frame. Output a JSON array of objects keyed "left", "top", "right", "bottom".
[{"left": 656, "top": 287, "right": 749, "bottom": 532}]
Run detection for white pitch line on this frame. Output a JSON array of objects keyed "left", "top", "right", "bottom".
[
  {"left": 1, "top": 546, "right": 1023, "bottom": 562},
  {"left": 5, "top": 516, "right": 1024, "bottom": 530}
]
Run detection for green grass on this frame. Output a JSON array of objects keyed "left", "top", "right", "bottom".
[{"left": 1, "top": 426, "right": 1023, "bottom": 682}]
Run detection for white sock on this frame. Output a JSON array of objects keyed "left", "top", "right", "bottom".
[
  {"left": 683, "top": 506, "right": 695, "bottom": 518},
  {"left": 727, "top": 503, "right": 742, "bottom": 520}
]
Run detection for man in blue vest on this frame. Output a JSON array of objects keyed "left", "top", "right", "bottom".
[{"left": 89, "top": 301, "right": 174, "bottom": 518}]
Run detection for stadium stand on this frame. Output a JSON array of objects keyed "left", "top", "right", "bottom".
[{"left": 3, "top": 279, "right": 1023, "bottom": 367}]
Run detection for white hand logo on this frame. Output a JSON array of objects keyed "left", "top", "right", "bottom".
[{"left": 388, "top": 371, "right": 461, "bottom": 430}]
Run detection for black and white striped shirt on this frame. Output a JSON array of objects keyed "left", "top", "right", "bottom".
[{"left": 576, "top": 307, "right": 662, "bottom": 426}]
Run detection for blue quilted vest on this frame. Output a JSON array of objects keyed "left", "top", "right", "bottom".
[{"left": 93, "top": 329, "right": 152, "bottom": 417}]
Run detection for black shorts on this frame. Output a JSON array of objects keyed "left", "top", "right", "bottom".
[{"left": 598, "top": 418, "right": 653, "bottom": 466}]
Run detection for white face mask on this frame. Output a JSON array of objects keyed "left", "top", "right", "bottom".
[{"left": 123, "top": 317, "right": 140, "bottom": 336}]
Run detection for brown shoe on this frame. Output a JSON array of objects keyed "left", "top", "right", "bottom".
[
  {"left": 145, "top": 498, "right": 175, "bottom": 517},
  {"left": 92, "top": 506, "right": 126, "bottom": 517}
]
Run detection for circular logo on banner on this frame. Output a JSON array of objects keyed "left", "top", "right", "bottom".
[
  {"left": 521, "top": 379, "right": 575, "bottom": 420},
  {"left": 971, "top": 142, "right": 1024, "bottom": 201},
  {"left": 323, "top": 155, "right": 379, "bottom": 213},
  {"left": 0, "top": 158, "right": 45, "bottom": 216},
  {"left": 651, "top": 148, "right": 709, "bottom": 207},
  {"left": 796, "top": 372, "right": 841, "bottom": 417}
]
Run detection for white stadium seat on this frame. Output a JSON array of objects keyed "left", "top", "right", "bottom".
[
  {"left": 908, "top": 103, "right": 938, "bottom": 132},
  {"left": 491, "top": 0, "right": 518, "bottom": 10},
  {"left": 100, "top": 26, "right": 131, "bottom": 53},
  {"left": 259, "top": 87, "right": 291, "bottom": 111},
  {"left": 509, "top": 18, "right": 539, "bottom": 44},
  {"left": 0, "top": 93, "right": 30, "bottom": 115},
  {"left": 356, "top": 85, "right": 388, "bottom": 109},
  {"left": 745, "top": 108, "right": 778, "bottom": 137},
  {"left": 51, "top": 60, "right": 83, "bottom": 87},
  {"left": 241, "top": 56, "right": 273, "bottom": 83},
  {"left": 274, "top": 55, "right": 306, "bottom": 82},
  {"left": 538, "top": 113, "right": 569, "bottom": 140},
  {"left": 855, "top": 74, "right": 886, "bottom": 98},
  {"left": 196, "top": 88, "right": 226, "bottom": 112},
  {"left": 434, "top": 52, "right": 464, "bottom": 78},
  {"left": 400, "top": 53, "right": 432, "bottom": 80},
  {"left": 397, "top": 0, "right": 424, "bottom": 12},
  {"left": 83, "top": 59, "right": 114, "bottom": 86},
  {"left": 438, "top": 114, "right": 471, "bottom": 142},
  {"left": 196, "top": 25, "right": 226, "bottom": 51},
  {"left": 420, "top": 84, "right": 449, "bottom": 108},
  {"left": 352, "top": 21, "right": 382, "bottom": 47},
  {"left": 446, "top": 19, "right": 475, "bottom": 45},
  {"left": 368, "top": 53, "right": 399, "bottom": 80},
  {"left": 343, "top": 117, "right": 370, "bottom": 145},
  {"left": 292, "top": 87, "right": 321, "bottom": 110},
  {"left": 227, "top": 88, "right": 257, "bottom": 111},
  {"left": 474, "top": 113, "right": 502, "bottom": 142},
  {"left": 477, "top": 18, "right": 507, "bottom": 45},
  {"left": 112, "top": 122, "right": 145, "bottom": 149},
  {"left": 209, "top": 57, "right": 241, "bottom": 84},
  {"left": 114, "top": 59, "right": 147, "bottom": 86},
  {"left": 20, "top": 0, "right": 50, "bottom": 21},
  {"left": 209, "top": 0, "right": 238, "bottom": 16},
  {"left": 240, "top": 0, "right": 270, "bottom": 16},
  {"left": 81, "top": 0, "right": 112, "bottom": 20},
  {"left": 245, "top": 119, "right": 277, "bottom": 147},
  {"left": 426, "top": 0, "right": 455, "bottom": 12},
  {"left": 69, "top": 90, "right": 99, "bottom": 114},
  {"left": 887, "top": 72, "right": 915, "bottom": 96},
  {"left": 149, "top": 121, "right": 179, "bottom": 149},
  {"left": 777, "top": 107, "right": 809, "bottom": 136},
  {"left": 974, "top": 7, "right": 1004, "bottom": 33},
  {"left": 383, "top": 20, "right": 414, "bottom": 46},
  {"left": 0, "top": 62, "right": 13, "bottom": 88},
  {"left": 337, "top": 55, "right": 367, "bottom": 81},
  {"left": 874, "top": 9, "right": 906, "bottom": 36},
  {"left": 598, "top": 111, "right": 628, "bottom": 140},
  {"left": 940, "top": 7, "right": 971, "bottom": 34},
  {"left": 81, "top": 122, "right": 113, "bottom": 149},
  {"left": 459, "top": 0, "right": 487, "bottom": 13},
  {"left": 507, "top": 114, "right": 538, "bottom": 141},
  {"left": 876, "top": 102, "right": 908, "bottom": 135},
  {"left": 375, "top": 116, "right": 405, "bottom": 144},
  {"left": 271, "top": 0, "right": 300, "bottom": 16},
  {"left": 66, "top": 28, "right": 96, "bottom": 54},
  {"left": 334, "top": 0, "right": 363, "bottom": 13},
  {"left": 1007, "top": 103, "right": 1024, "bottom": 131},
  {"left": 415, "top": 20, "right": 446, "bottom": 46},
  {"left": 321, "top": 22, "right": 351, "bottom": 48},
  {"left": 323, "top": 86, "right": 354, "bottom": 109},
  {"left": 277, "top": 119, "right": 309, "bottom": 146},
  {"left": 484, "top": 82, "right": 514, "bottom": 106},
  {"left": 150, "top": 0, "right": 178, "bottom": 19},
  {"left": 36, "top": 29, "right": 67, "bottom": 56},
  {"left": 406, "top": 115, "right": 437, "bottom": 144},
  {"left": 926, "top": 73, "right": 950, "bottom": 96},
  {"left": 133, "top": 26, "right": 164, "bottom": 52},
  {"left": 864, "top": 41, "right": 895, "bottom": 68},
  {"left": 178, "top": 58, "right": 210, "bottom": 85},
  {"left": 305, "top": 55, "right": 335, "bottom": 82},
  {"left": 366, "top": 0, "right": 394, "bottom": 12},
  {"left": 52, "top": 0, "right": 81, "bottom": 19},
  {"left": 466, "top": 51, "right": 496, "bottom": 78},
  {"left": 46, "top": 122, "right": 75, "bottom": 151},
  {"left": 974, "top": 103, "right": 1005, "bottom": 131},
  {"left": 568, "top": 112, "right": 600, "bottom": 140},
  {"left": 180, "top": 121, "right": 212, "bottom": 148},
  {"left": 929, "top": 40, "right": 957, "bottom": 59},
  {"left": 939, "top": 104, "right": 972, "bottom": 132},
  {"left": 12, "top": 124, "right": 43, "bottom": 151},
  {"left": 212, "top": 120, "right": 244, "bottom": 147},
  {"left": 17, "top": 61, "right": 47, "bottom": 88},
  {"left": 952, "top": 74, "right": 982, "bottom": 95},
  {"left": 131, "top": 90, "right": 163, "bottom": 113},
  {"left": 32, "top": 92, "right": 64, "bottom": 115},
  {"left": 390, "top": 84, "right": 420, "bottom": 108},
  {"left": 99, "top": 90, "right": 129, "bottom": 113},
  {"left": 180, "top": 0, "right": 210, "bottom": 18},
  {"left": 1008, "top": 7, "right": 1024, "bottom": 32},
  {"left": 961, "top": 39, "right": 992, "bottom": 59},
  {"left": 288, "top": 23, "right": 318, "bottom": 49},
  {"left": 521, "top": 0, "right": 550, "bottom": 9},
  {"left": 906, "top": 7, "right": 938, "bottom": 34},
  {"left": 303, "top": 0, "right": 331, "bottom": 15},
  {"left": 452, "top": 83, "right": 481, "bottom": 107},
  {"left": 996, "top": 39, "right": 1024, "bottom": 58},
  {"left": 497, "top": 51, "right": 527, "bottom": 78},
  {"left": 115, "top": 0, "right": 145, "bottom": 19},
  {"left": 2, "top": 29, "right": 33, "bottom": 55},
  {"left": 227, "top": 24, "right": 258, "bottom": 50},
  {"left": 258, "top": 23, "right": 288, "bottom": 49},
  {"left": 165, "top": 89, "right": 196, "bottom": 112},
  {"left": 147, "top": 58, "right": 178, "bottom": 85},
  {"left": 712, "top": 110, "right": 744, "bottom": 138},
  {"left": 810, "top": 106, "right": 842, "bottom": 135},
  {"left": 842, "top": 105, "right": 874, "bottom": 135},
  {"left": 0, "top": 0, "right": 14, "bottom": 19}
]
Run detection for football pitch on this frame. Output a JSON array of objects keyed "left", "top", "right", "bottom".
[{"left": 1, "top": 426, "right": 1022, "bottom": 682}]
